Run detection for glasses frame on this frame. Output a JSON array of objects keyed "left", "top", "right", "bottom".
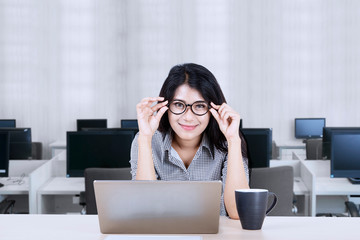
[{"left": 167, "top": 99, "right": 211, "bottom": 116}]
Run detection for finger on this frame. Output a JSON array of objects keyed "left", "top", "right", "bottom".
[
  {"left": 221, "top": 110, "right": 239, "bottom": 122},
  {"left": 141, "top": 97, "right": 165, "bottom": 108},
  {"left": 151, "top": 100, "right": 168, "bottom": 112},
  {"left": 209, "top": 108, "right": 221, "bottom": 123},
  {"left": 220, "top": 108, "right": 231, "bottom": 120},
  {"left": 141, "top": 96, "right": 165, "bottom": 102},
  {"left": 137, "top": 101, "right": 153, "bottom": 115},
  {"left": 217, "top": 103, "right": 229, "bottom": 116},
  {"left": 155, "top": 106, "right": 168, "bottom": 122},
  {"left": 210, "top": 102, "right": 220, "bottom": 110}
]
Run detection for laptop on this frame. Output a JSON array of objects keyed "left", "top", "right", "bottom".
[{"left": 94, "top": 180, "right": 222, "bottom": 234}]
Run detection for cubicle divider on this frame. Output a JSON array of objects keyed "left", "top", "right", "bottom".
[
  {"left": 28, "top": 153, "right": 64, "bottom": 214},
  {"left": 0, "top": 160, "right": 48, "bottom": 214},
  {"left": 290, "top": 151, "right": 360, "bottom": 216},
  {"left": 34, "top": 150, "right": 84, "bottom": 214}
]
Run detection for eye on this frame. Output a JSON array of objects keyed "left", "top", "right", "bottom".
[
  {"left": 172, "top": 101, "right": 185, "bottom": 109},
  {"left": 194, "top": 102, "right": 207, "bottom": 109}
]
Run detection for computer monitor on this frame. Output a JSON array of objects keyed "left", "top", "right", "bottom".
[
  {"left": 0, "top": 132, "right": 10, "bottom": 177},
  {"left": 77, "top": 119, "right": 107, "bottom": 131},
  {"left": 240, "top": 128, "right": 272, "bottom": 168},
  {"left": 322, "top": 127, "right": 360, "bottom": 160},
  {"left": 66, "top": 130, "right": 136, "bottom": 177},
  {"left": 330, "top": 130, "right": 360, "bottom": 184},
  {"left": 295, "top": 118, "right": 325, "bottom": 139},
  {"left": 82, "top": 127, "right": 139, "bottom": 135},
  {"left": 0, "top": 119, "right": 16, "bottom": 128},
  {"left": 120, "top": 119, "right": 138, "bottom": 129},
  {"left": 0, "top": 128, "right": 32, "bottom": 159}
]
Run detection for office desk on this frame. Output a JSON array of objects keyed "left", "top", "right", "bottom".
[
  {"left": 49, "top": 140, "right": 66, "bottom": 157},
  {"left": 0, "top": 215, "right": 359, "bottom": 240},
  {"left": 302, "top": 160, "right": 360, "bottom": 216},
  {"left": 37, "top": 177, "right": 84, "bottom": 214},
  {"left": 0, "top": 177, "right": 29, "bottom": 195},
  {"left": 275, "top": 141, "right": 305, "bottom": 159},
  {"left": 0, "top": 160, "right": 48, "bottom": 213}
]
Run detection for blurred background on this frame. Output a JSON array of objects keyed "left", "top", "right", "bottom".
[{"left": 1, "top": 0, "right": 360, "bottom": 159}]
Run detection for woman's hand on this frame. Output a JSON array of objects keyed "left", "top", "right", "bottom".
[
  {"left": 136, "top": 97, "right": 168, "bottom": 137},
  {"left": 209, "top": 102, "right": 241, "bottom": 141}
]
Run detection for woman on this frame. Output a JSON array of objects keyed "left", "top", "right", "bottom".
[{"left": 130, "top": 63, "right": 249, "bottom": 219}]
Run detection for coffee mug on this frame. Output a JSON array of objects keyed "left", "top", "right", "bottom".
[{"left": 235, "top": 189, "right": 277, "bottom": 230}]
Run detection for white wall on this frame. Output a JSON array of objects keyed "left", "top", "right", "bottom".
[{"left": 1, "top": 0, "right": 360, "bottom": 158}]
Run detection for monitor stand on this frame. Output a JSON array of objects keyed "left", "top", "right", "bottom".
[{"left": 348, "top": 178, "right": 360, "bottom": 184}]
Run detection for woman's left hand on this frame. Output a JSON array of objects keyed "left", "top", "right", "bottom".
[{"left": 209, "top": 102, "right": 241, "bottom": 141}]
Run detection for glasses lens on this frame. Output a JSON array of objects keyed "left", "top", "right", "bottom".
[
  {"left": 192, "top": 102, "right": 209, "bottom": 115},
  {"left": 169, "top": 100, "right": 186, "bottom": 114}
]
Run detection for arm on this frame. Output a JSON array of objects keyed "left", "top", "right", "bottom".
[
  {"left": 224, "top": 137, "right": 249, "bottom": 219},
  {"left": 135, "top": 97, "right": 168, "bottom": 180},
  {"left": 210, "top": 102, "right": 249, "bottom": 219}
]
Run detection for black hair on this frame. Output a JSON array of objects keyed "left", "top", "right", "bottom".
[{"left": 158, "top": 63, "right": 247, "bottom": 158}]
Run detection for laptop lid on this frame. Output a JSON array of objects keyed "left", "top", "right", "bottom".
[{"left": 94, "top": 180, "right": 222, "bottom": 234}]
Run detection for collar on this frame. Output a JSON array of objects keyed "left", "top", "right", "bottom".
[{"left": 161, "top": 130, "right": 215, "bottom": 162}]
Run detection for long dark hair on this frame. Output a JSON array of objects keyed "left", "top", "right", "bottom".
[{"left": 158, "top": 63, "right": 247, "bottom": 158}]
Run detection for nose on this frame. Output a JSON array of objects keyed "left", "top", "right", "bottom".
[{"left": 182, "top": 106, "right": 196, "bottom": 120}]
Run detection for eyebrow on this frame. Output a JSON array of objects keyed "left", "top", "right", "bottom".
[{"left": 172, "top": 99, "right": 207, "bottom": 103}]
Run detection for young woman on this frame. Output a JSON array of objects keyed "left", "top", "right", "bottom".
[{"left": 130, "top": 63, "right": 249, "bottom": 219}]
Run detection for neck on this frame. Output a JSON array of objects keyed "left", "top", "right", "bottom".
[{"left": 172, "top": 134, "right": 202, "bottom": 150}]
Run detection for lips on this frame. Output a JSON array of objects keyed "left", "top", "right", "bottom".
[{"left": 179, "top": 123, "right": 197, "bottom": 131}]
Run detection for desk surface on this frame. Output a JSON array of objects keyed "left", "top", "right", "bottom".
[
  {"left": 303, "top": 160, "right": 360, "bottom": 195},
  {"left": 0, "top": 177, "right": 29, "bottom": 194},
  {"left": 49, "top": 140, "right": 66, "bottom": 148},
  {"left": 38, "top": 177, "right": 84, "bottom": 194},
  {"left": 0, "top": 215, "right": 359, "bottom": 240}
]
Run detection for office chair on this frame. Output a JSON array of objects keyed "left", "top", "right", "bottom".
[
  {"left": 31, "top": 142, "right": 43, "bottom": 159},
  {"left": 0, "top": 199, "right": 16, "bottom": 214},
  {"left": 345, "top": 201, "right": 360, "bottom": 217},
  {"left": 250, "top": 166, "right": 295, "bottom": 216},
  {"left": 305, "top": 139, "right": 323, "bottom": 160},
  {"left": 272, "top": 140, "right": 279, "bottom": 159},
  {"left": 83, "top": 168, "right": 132, "bottom": 214}
]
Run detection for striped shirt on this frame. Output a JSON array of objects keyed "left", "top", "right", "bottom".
[{"left": 130, "top": 130, "right": 249, "bottom": 216}]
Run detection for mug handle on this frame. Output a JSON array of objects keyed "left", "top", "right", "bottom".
[{"left": 266, "top": 192, "right": 278, "bottom": 215}]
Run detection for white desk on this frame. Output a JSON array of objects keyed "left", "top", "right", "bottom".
[
  {"left": 0, "top": 177, "right": 29, "bottom": 195},
  {"left": 302, "top": 160, "right": 360, "bottom": 216},
  {"left": 49, "top": 140, "right": 66, "bottom": 157},
  {"left": 37, "top": 177, "right": 84, "bottom": 214},
  {"left": 0, "top": 160, "right": 47, "bottom": 213},
  {"left": 38, "top": 177, "right": 84, "bottom": 195},
  {"left": 275, "top": 141, "right": 305, "bottom": 159},
  {"left": 0, "top": 215, "right": 359, "bottom": 240}
]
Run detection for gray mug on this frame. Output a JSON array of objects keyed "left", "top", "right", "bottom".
[{"left": 235, "top": 189, "right": 277, "bottom": 230}]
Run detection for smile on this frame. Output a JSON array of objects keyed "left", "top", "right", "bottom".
[{"left": 179, "top": 123, "right": 198, "bottom": 131}]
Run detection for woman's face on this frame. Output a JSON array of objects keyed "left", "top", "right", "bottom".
[{"left": 168, "top": 84, "right": 211, "bottom": 141}]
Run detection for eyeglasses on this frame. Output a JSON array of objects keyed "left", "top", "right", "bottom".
[{"left": 167, "top": 100, "right": 210, "bottom": 116}]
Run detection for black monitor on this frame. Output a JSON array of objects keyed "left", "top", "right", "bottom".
[
  {"left": 76, "top": 119, "right": 107, "bottom": 131},
  {"left": 66, "top": 130, "right": 136, "bottom": 177},
  {"left": 82, "top": 127, "right": 139, "bottom": 135},
  {"left": 120, "top": 119, "right": 138, "bottom": 129},
  {"left": 322, "top": 127, "right": 360, "bottom": 160},
  {"left": 0, "top": 119, "right": 16, "bottom": 128},
  {"left": 0, "top": 128, "right": 32, "bottom": 159},
  {"left": 0, "top": 132, "right": 10, "bottom": 177},
  {"left": 240, "top": 128, "right": 272, "bottom": 168},
  {"left": 330, "top": 129, "right": 360, "bottom": 184},
  {"left": 295, "top": 118, "right": 325, "bottom": 139}
]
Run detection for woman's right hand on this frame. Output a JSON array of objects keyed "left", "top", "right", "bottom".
[{"left": 136, "top": 97, "right": 168, "bottom": 137}]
